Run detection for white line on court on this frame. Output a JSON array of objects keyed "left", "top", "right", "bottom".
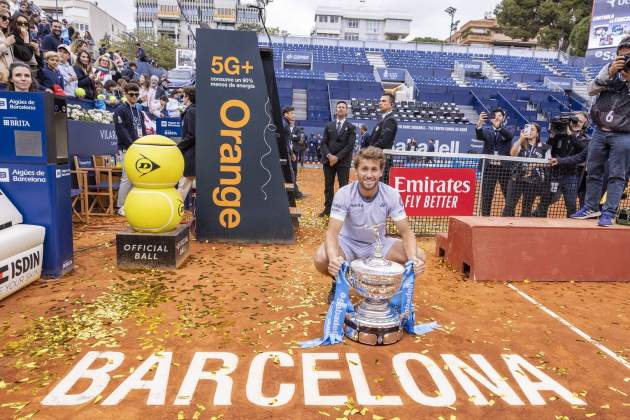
[{"left": 506, "top": 283, "right": 630, "bottom": 371}]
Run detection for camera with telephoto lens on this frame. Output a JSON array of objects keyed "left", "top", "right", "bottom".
[{"left": 549, "top": 112, "right": 580, "bottom": 135}]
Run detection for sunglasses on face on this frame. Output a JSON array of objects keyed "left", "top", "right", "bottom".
[
  {"left": 1, "top": 16, "right": 9, "bottom": 21},
  {"left": 17, "top": 21, "right": 28, "bottom": 26},
  {"left": 127, "top": 92, "right": 139, "bottom": 97}
]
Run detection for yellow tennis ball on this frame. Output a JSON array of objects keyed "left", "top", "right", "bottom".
[
  {"left": 124, "top": 188, "right": 184, "bottom": 233},
  {"left": 125, "top": 135, "right": 184, "bottom": 188}
]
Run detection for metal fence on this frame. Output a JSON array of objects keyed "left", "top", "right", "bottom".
[{"left": 383, "top": 150, "right": 630, "bottom": 236}]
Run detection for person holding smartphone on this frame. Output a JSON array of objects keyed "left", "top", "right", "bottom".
[
  {"left": 475, "top": 108, "right": 514, "bottom": 216},
  {"left": 571, "top": 36, "right": 630, "bottom": 226},
  {"left": 502, "top": 123, "right": 550, "bottom": 217}
]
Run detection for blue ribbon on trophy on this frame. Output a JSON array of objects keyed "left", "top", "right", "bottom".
[
  {"left": 390, "top": 261, "right": 440, "bottom": 335},
  {"left": 300, "top": 262, "right": 354, "bottom": 348}
]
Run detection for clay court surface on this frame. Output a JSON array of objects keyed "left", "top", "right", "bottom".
[{"left": 0, "top": 168, "right": 629, "bottom": 420}]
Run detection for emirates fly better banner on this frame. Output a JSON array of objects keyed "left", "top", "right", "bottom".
[{"left": 389, "top": 168, "right": 476, "bottom": 217}]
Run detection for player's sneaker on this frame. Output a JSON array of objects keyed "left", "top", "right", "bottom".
[
  {"left": 570, "top": 206, "right": 600, "bottom": 219},
  {"left": 597, "top": 212, "right": 614, "bottom": 227}
]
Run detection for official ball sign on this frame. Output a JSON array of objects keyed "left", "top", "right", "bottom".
[{"left": 390, "top": 168, "right": 476, "bottom": 217}]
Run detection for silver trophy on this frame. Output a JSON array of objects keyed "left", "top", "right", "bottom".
[{"left": 344, "top": 225, "right": 405, "bottom": 345}]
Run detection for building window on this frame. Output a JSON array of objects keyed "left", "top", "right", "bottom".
[
  {"left": 344, "top": 33, "right": 359, "bottom": 40},
  {"left": 330, "top": 16, "right": 339, "bottom": 23},
  {"left": 318, "top": 15, "right": 328, "bottom": 23},
  {"left": 346, "top": 19, "right": 358, "bottom": 28},
  {"left": 366, "top": 20, "right": 379, "bottom": 33}
]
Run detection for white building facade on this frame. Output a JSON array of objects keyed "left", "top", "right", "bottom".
[
  {"left": 312, "top": 7, "right": 411, "bottom": 41},
  {"left": 35, "top": 0, "right": 127, "bottom": 43},
  {"left": 135, "top": 0, "right": 261, "bottom": 48}
]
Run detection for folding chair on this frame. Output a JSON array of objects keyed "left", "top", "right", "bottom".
[
  {"left": 89, "top": 155, "right": 120, "bottom": 216},
  {"left": 70, "top": 158, "right": 89, "bottom": 223}
]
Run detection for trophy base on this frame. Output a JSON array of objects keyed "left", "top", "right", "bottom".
[{"left": 344, "top": 316, "right": 403, "bottom": 346}]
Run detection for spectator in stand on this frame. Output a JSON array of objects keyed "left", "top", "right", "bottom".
[
  {"left": 8, "top": 62, "right": 37, "bottom": 91},
  {"left": 0, "top": 7, "right": 13, "bottom": 85},
  {"left": 41, "top": 19, "right": 62, "bottom": 52},
  {"left": 0, "top": 0, "right": 10, "bottom": 12},
  {"left": 98, "top": 41, "right": 107, "bottom": 57},
  {"left": 114, "top": 82, "right": 147, "bottom": 216},
  {"left": 502, "top": 123, "right": 550, "bottom": 217},
  {"left": 93, "top": 79, "right": 104, "bottom": 96},
  {"left": 70, "top": 38, "right": 87, "bottom": 56},
  {"left": 176, "top": 87, "right": 196, "bottom": 200},
  {"left": 57, "top": 44, "right": 77, "bottom": 96},
  {"left": 38, "top": 50, "right": 64, "bottom": 92},
  {"left": 369, "top": 93, "right": 398, "bottom": 149},
  {"left": 135, "top": 42, "right": 147, "bottom": 62},
  {"left": 158, "top": 94, "right": 181, "bottom": 118},
  {"left": 37, "top": 14, "right": 49, "bottom": 41},
  {"left": 83, "top": 30, "right": 93, "bottom": 52},
  {"left": 11, "top": 13, "right": 40, "bottom": 69},
  {"left": 138, "top": 74, "right": 149, "bottom": 105},
  {"left": 146, "top": 75, "right": 164, "bottom": 118},
  {"left": 28, "top": 12, "right": 39, "bottom": 40},
  {"left": 60, "top": 18, "right": 73, "bottom": 44},
  {"left": 103, "top": 79, "right": 120, "bottom": 106},
  {"left": 476, "top": 108, "right": 514, "bottom": 216},
  {"left": 110, "top": 52, "right": 124, "bottom": 82},
  {"left": 14, "top": 1, "right": 30, "bottom": 17},
  {"left": 159, "top": 73, "right": 169, "bottom": 90},
  {"left": 73, "top": 50, "right": 94, "bottom": 99},
  {"left": 93, "top": 54, "right": 113, "bottom": 82},
  {"left": 121, "top": 62, "right": 137, "bottom": 80}
]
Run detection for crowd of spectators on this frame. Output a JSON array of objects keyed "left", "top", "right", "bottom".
[{"left": 0, "top": 0, "right": 184, "bottom": 123}]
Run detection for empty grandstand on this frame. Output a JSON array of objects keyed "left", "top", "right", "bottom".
[{"left": 264, "top": 35, "right": 592, "bottom": 149}]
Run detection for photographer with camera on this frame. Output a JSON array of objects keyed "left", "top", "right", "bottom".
[
  {"left": 502, "top": 123, "right": 550, "bottom": 217},
  {"left": 571, "top": 36, "right": 630, "bottom": 226},
  {"left": 537, "top": 112, "right": 589, "bottom": 217},
  {"left": 476, "top": 108, "right": 514, "bottom": 216}
]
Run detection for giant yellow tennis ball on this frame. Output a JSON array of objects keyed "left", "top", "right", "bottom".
[
  {"left": 125, "top": 135, "right": 184, "bottom": 188},
  {"left": 124, "top": 188, "right": 184, "bottom": 233}
]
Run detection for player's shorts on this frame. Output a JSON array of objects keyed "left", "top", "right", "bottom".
[{"left": 338, "top": 235, "right": 398, "bottom": 262}]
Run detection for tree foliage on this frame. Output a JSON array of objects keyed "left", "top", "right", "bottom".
[
  {"left": 495, "top": 0, "right": 593, "bottom": 53},
  {"left": 411, "top": 36, "right": 443, "bottom": 44},
  {"left": 236, "top": 23, "right": 287, "bottom": 36},
  {"left": 107, "top": 31, "right": 178, "bottom": 70},
  {"left": 568, "top": 16, "right": 590, "bottom": 57}
]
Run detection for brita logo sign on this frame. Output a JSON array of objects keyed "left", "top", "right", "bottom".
[{"left": 3, "top": 118, "right": 30, "bottom": 127}]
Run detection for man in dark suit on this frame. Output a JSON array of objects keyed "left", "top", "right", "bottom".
[
  {"left": 282, "top": 106, "right": 304, "bottom": 198},
  {"left": 358, "top": 124, "right": 371, "bottom": 149},
  {"left": 370, "top": 93, "right": 398, "bottom": 150},
  {"left": 114, "top": 83, "right": 146, "bottom": 216},
  {"left": 319, "top": 101, "right": 356, "bottom": 217},
  {"left": 177, "top": 87, "right": 196, "bottom": 200}
]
